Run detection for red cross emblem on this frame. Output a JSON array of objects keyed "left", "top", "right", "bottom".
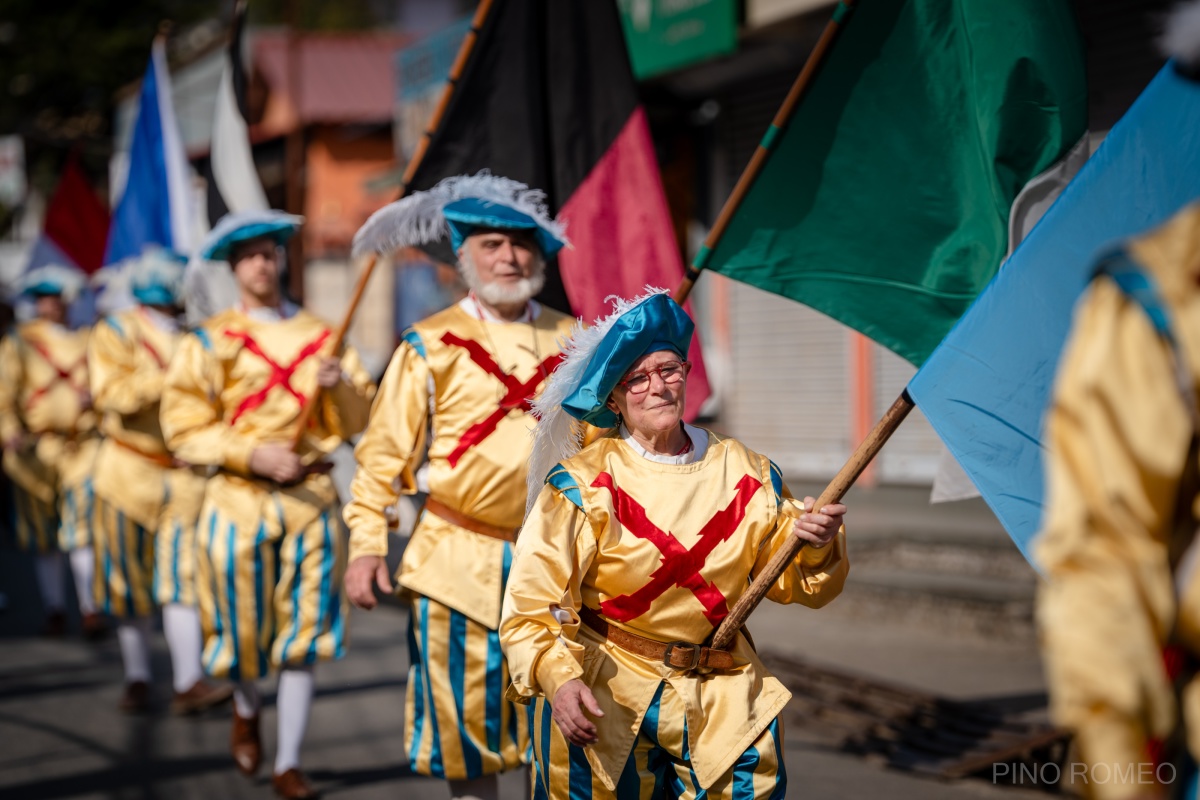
[
  {"left": 440, "top": 331, "right": 563, "bottom": 468},
  {"left": 141, "top": 337, "right": 167, "bottom": 370},
  {"left": 594, "top": 472, "right": 763, "bottom": 628},
  {"left": 24, "top": 337, "right": 87, "bottom": 411},
  {"left": 223, "top": 329, "right": 331, "bottom": 425}
]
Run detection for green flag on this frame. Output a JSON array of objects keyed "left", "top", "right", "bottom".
[{"left": 707, "top": 0, "right": 1087, "bottom": 366}]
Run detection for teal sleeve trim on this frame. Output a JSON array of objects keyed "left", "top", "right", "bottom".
[
  {"left": 104, "top": 315, "right": 125, "bottom": 338},
  {"left": 402, "top": 329, "right": 427, "bottom": 360},
  {"left": 1099, "top": 252, "right": 1174, "bottom": 341},
  {"left": 546, "top": 464, "right": 583, "bottom": 510},
  {"left": 769, "top": 460, "right": 785, "bottom": 506},
  {"left": 193, "top": 328, "right": 212, "bottom": 351}
]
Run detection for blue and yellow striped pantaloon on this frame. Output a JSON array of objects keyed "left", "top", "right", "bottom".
[
  {"left": 13, "top": 486, "right": 58, "bottom": 554},
  {"left": 93, "top": 495, "right": 156, "bottom": 619},
  {"left": 405, "top": 545, "right": 529, "bottom": 779},
  {"left": 196, "top": 500, "right": 347, "bottom": 681},
  {"left": 58, "top": 478, "right": 93, "bottom": 551},
  {"left": 13, "top": 478, "right": 93, "bottom": 554},
  {"left": 532, "top": 682, "right": 786, "bottom": 800},
  {"left": 154, "top": 513, "right": 198, "bottom": 607}
]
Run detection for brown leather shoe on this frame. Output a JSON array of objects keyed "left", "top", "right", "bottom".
[
  {"left": 42, "top": 610, "right": 66, "bottom": 637},
  {"left": 118, "top": 681, "right": 150, "bottom": 714},
  {"left": 272, "top": 768, "right": 318, "bottom": 799},
  {"left": 81, "top": 612, "right": 108, "bottom": 642},
  {"left": 170, "top": 680, "right": 234, "bottom": 716},
  {"left": 230, "top": 711, "right": 261, "bottom": 776}
]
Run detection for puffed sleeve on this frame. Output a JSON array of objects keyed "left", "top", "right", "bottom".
[
  {"left": 755, "top": 489, "right": 848, "bottom": 608},
  {"left": 0, "top": 334, "right": 23, "bottom": 443},
  {"left": 161, "top": 331, "right": 254, "bottom": 475},
  {"left": 500, "top": 480, "right": 597, "bottom": 705},
  {"left": 1036, "top": 277, "right": 1188, "bottom": 790},
  {"left": 89, "top": 318, "right": 162, "bottom": 416},
  {"left": 305, "top": 343, "right": 376, "bottom": 454},
  {"left": 344, "top": 336, "right": 431, "bottom": 561}
]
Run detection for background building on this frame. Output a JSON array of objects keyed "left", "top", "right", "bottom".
[{"left": 97, "top": 0, "right": 1175, "bottom": 484}]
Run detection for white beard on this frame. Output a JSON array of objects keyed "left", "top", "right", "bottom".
[{"left": 458, "top": 249, "right": 546, "bottom": 307}]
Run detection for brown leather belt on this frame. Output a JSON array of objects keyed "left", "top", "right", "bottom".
[
  {"left": 423, "top": 496, "right": 518, "bottom": 543},
  {"left": 112, "top": 438, "right": 175, "bottom": 469},
  {"left": 579, "top": 606, "right": 734, "bottom": 671}
]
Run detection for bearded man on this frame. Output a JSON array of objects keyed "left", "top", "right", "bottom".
[{"left": 344, "top": 174, "right": 575, "bottom": 800}]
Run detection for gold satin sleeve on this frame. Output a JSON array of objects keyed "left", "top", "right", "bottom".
[
  {"left": 499, "top": 483, "right": 595, "bottom": 704},
  {"left": 303, "top": 345, "right": 375, "bottom": 456},
  {"left": 756, "top": 494, "right": 848, "bottom": 608},
  {"left": 161, "top": 333, "right": 255, "bottom": 475},
  {"left": 344, "top": 340, "right": 431, "bottom": 561},
  {"left": 0, "top": 334, "right": 22, "bottom": 443},
  {"left": 1036, "top": 276, "right": 1188, "bottom": 793},
  {"left": 89, "top": 319, "right": 161, "bottom": 416}
]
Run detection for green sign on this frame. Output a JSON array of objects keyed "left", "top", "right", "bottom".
[{"left": 618, "top": 0, "right": 738, "bottom": 79}]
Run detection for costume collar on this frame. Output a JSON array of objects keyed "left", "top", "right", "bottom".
[
  {"left": 240, "top": 300, "right": 299, "bottom": 323},
  {"left": 458, "top": 293, "right": 540, "bottom": 323},
  {"left": 140, "top": 306, "right": 180, "bottom": 333},
  {"left": 619, "top": 422, "right": 708, "bottom": 465}
]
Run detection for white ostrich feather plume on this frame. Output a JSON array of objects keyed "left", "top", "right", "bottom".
[
  {"left": 525, "top": 286, "right": 671, "bottom": 517},
  {"left": 130, "top": 247, "right": 186, "bottom": 294},
  {"left": 1161, "top": 1, "right": 1200, "bottom": 65},
  {"left": 19, "top": 263, "right": 86, "bottom": 302},
  {"left": 352, "top": 171, "right": 568, "bottom": 259},
  {"left": 91, "top": 247, "right": 186, "bottom": 315}
]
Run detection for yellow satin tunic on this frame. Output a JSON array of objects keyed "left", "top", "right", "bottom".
[
  {"left": 1037, "top": 204, "right": 1200, "bottom": 798},
  {"left": 161, "top": 306, "right": 374, "bottom": 532},
  {"left": 0, "top": 320, "right": 96, "bottom": 504},
  {"left": 89, "top": 309, "right": 181, "bottom": 528},
  {"left": 500, "top": 429, "right": 848, "bottom": 791},
  {"left": 345, "top": 302, "right": 576, "bottom": 629}
]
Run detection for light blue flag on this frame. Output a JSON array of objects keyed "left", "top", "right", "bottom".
[
  {"left": 104, "top": 37, "right": 193, "bottom": 266},
  {"left": 907, "top": 63, "right": 1200, "bottom": 565}
]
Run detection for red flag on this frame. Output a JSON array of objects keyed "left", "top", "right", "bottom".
[
  {"left": 39, "top": 154, "right": 109, "bottom": 274},
  {"left": 405, "top": 0, "right": 712, "bottom": 420}
]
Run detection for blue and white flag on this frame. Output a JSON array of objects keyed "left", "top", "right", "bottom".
[
  {"left": 907, "top": 62, "right": 1200, "bottom": 564},
  {"left": 104, "top": 36, "right": 194, "bottom": 266}
]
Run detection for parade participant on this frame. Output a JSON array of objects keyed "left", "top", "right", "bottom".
[
  {"left": 343, "top": 173, "right": 576, "bottom": 800},
  {"left": 161, "top": 210, "right": 375, "bottom": 800},
  {"left": 0, "top": 264, "right": 102, "bottom": 638},
  {"left": 1037, "top": 200, "right": 1200, "bottom": 799},
  {"left": 500, "top": 290, "right": 848, "bottom": 799},
  {"left": 89, "top": 248, "right": 232, "bottom": 714}
]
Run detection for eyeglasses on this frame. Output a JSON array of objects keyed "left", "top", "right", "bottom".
[{"left": 617, "top": 360, "right": 690, "bottom": 395}]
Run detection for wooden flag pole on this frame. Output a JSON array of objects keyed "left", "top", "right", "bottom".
[
  {"left": 673, "top": 0, "right": 856, "bottom": 307},
  {"left": 710, "top": 389, "right": 915, "bottom": 650},
  {"left": 289, "top": 0, "right": 497, "bottom": 448}
]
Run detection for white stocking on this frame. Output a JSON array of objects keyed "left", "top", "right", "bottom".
[
  {"left": 34, "top": 552, "right": 65, "bottom": 611},
  {"left": 161, "top": 603, "right": 204, "bottom": 692},
  {"left": 233, "top": 681, "right": 261, "bottom": 719},
  {"left": 117, "top": 617, "right": 153, "bottom": 683},
  {"left": 68, "top": 547, "right": 95, "bottom": 615},
  {"left": 274, "top": 665, "right": 315, "bottom": 774}
]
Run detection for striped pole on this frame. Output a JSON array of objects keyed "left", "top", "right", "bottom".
[
  {"left": 290, "top": 0, "right": 498, "bottom": 449},
  {"left": 673, "top": 0, "right": 856, "bottom": 305}
]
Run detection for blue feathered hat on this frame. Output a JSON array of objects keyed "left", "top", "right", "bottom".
[
  {"left": 19, "top": 264, "right": 86, "bottom": 301},
  {"left": 199, "top": 210, "right": 304, "bottom": 262},
  {"left": 129, "top": 247, "right": 188, "bottom": 306},
  {"left": 351, "top": 171, "right": 568, "bottom": 260},
  {"left": 525, "top": 289, "right": 694, "bottom": 513}
]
